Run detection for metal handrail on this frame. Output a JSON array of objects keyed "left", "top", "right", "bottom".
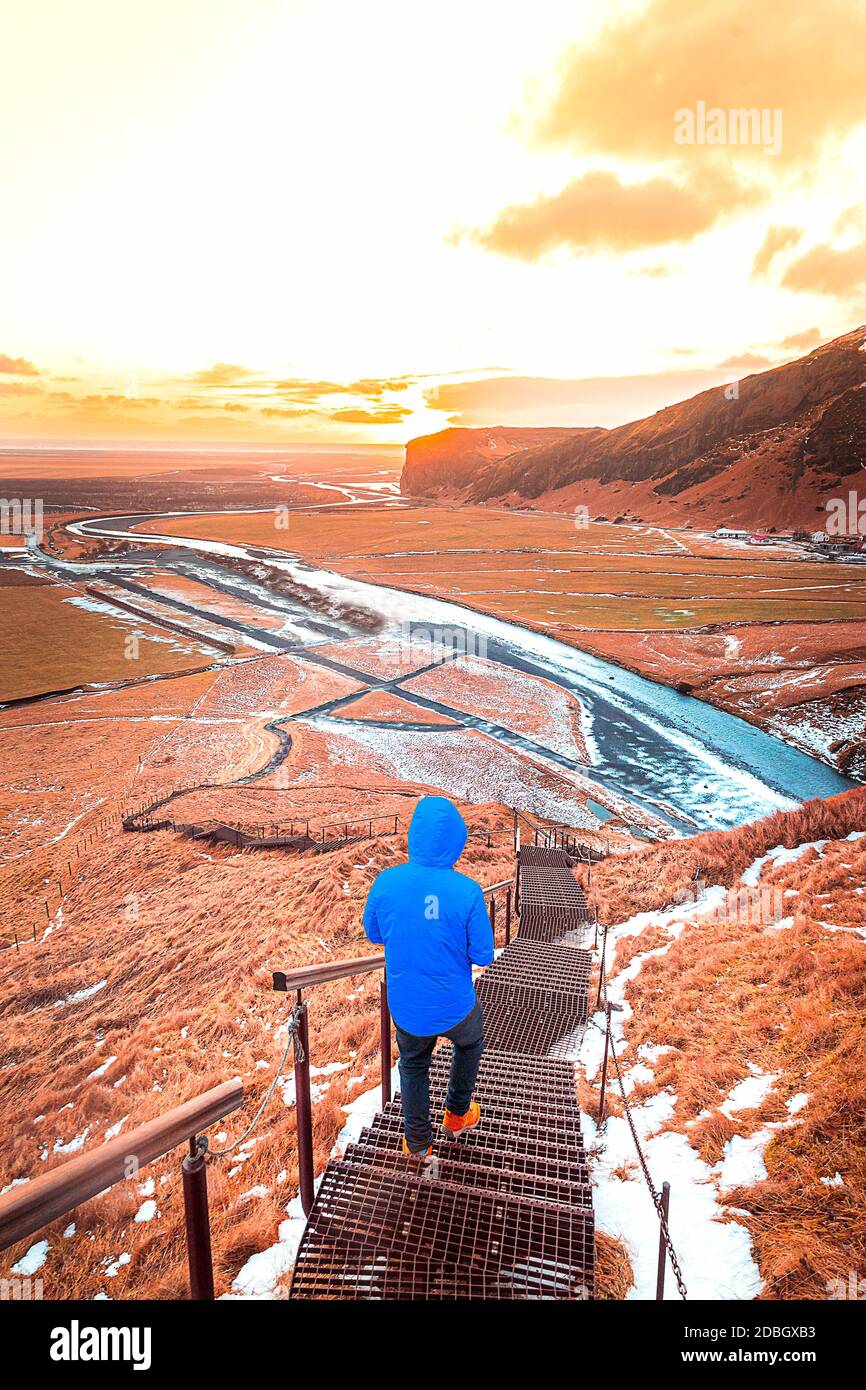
[
  {"left": 272, "top": 952, "right": 390, "bottom": 1216},
  {"left": 273, "top": 952, "right": 385, "bottom": 993},
  {"left": 0, "top": 1078, "right": 244, "bottom": 1298},
  {"left": 482, "top": 878, "right": 513, "bottom": 896}
]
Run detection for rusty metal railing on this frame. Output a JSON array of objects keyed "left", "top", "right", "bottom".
[
  {"left": 0, "top": 1079, "right": 244, "bottom": 1299},
  {"left": 273, "top": 953, "right": 389, "bottom": 1216},
  {"left": 483, "top": 878, "right": 514, "bottom": 946}
]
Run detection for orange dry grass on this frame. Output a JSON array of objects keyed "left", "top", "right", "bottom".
[
  {"left": 331, "top": 690, "right": 459, "bottom": 725},
  {"left": 595, "top": 1231, "right": 634, "bottom": 1299},
  {"left": 0, "top": 578, "right": 218, "bottom": 702},
  {"left": 593, "top": 786, "right": 866, "bottom": 922},
  {"left": 599, "top": 806, "right": 866, "bottom": 1300}
]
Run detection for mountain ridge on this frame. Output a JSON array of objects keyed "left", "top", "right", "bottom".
[{"left": 402, "top": 326, "right": 866, "bottom": 528}]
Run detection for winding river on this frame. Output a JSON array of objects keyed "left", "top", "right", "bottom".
[{"left": 54, "top": 509, "right": 854, "bottom": 835}]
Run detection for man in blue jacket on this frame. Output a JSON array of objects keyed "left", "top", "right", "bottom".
[{"left": 363, "top": 795, "right": 494, "bottom": 1155}]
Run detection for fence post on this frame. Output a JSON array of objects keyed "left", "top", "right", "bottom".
[
  {"left": 489, "top": 895, "right": 496, "bottom": 941},
  {"left": 656, "top": 1181, "right": 671, "bottom": 1300},
  {"left": 182, "top": 1137, "right": 215, "bottom": 1300},
  {"left": 598, "top": 1003, "right": 612, "bottom": 1124},
  {"left": 595, "top": 925, "right": 608, "bottom": 1009},
  {"left": 293, "top": 994, "right": 315, "bottom": 1216},
  {"left": 380, "top": 975, "right": 392, "bottom": 1106},
  {"left": 505, "top": 887, "right": 512, "bottom": 946}
]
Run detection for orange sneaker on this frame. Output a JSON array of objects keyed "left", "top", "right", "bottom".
[
  {"left": 401, "top": 1137, "right": 433, "bottom": 1157},
  {"left": 441, "top": 1100, "right": 481, "bottom": 1139}
]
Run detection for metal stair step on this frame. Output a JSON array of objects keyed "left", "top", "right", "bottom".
[
  {"left": 341, "top": 1140, "right": 593, "bottom": 1208},
  {"left": 366, "top": 1109, "right": 588, "bottom": 1169},
  {"left": 446, "top": 1046, "right": 578, "bottom": 1086},
  {"left": 425, "top": 1063, "right": 578, "bottom": 1107},
  {"left": 398, "top": 1091, "right": 585, "bottom": 1136},
  {"left": 372, "top": 1101, "right": 587, "bottom": 1152},
  {"left": 289, "top": 1236, "right": 592, "bottom": 1300},
  {"left": 345, "top": 1129, "right": 591, "bottom": 1187},
  {"left": 290, "top": 1159, "right": 594, "bottom": 1299}
]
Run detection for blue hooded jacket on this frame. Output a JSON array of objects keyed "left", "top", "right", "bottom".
[{"left": 363, "top": 796, "right": 494, "bottom": 1035}]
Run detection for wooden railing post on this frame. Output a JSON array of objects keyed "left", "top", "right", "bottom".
[
  {"left": 489, "top": 895, "right": 496, "bottom": 941},
  {"left": 294, "top": 994, "right": 315, "bottom": 1216},
  {"left": 182, "top": 1137, "right": 215, "bottom": 1300},
  {"left": 505, "top": 887, "right": 512, "bottom": 946},
  {"left": 380, "top": 974, "right": 392, "bottom": 1105}
]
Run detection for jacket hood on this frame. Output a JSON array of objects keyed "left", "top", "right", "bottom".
[{"left": 407, "top": 796, "right": 468, "bottom": 869}]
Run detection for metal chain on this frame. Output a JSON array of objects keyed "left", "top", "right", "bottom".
[
  {"left": 593, "top": 944, "right": 688, "bottom": 1299},
  {"left": 199, "top": 1004, "right": 304, "bottom": 1160}
]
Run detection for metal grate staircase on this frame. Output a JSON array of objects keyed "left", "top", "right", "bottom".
[{"left": 289, "top": 844, "right": 596, "bottom": 1300}]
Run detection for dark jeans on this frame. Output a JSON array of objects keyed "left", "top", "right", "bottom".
[{"left": 395, "top": 1000, "right": 484, "bottom": 1152}]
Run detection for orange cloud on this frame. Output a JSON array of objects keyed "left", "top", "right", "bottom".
[
  {"left": 776, "top": 327, "right": 822, "bottom": 352},
  {"left": 717, "top": 353, "right": 771, "bottom": 370},
  {"left": 0, "top": 380, "right": 43, "bottom": 396},
  {"left": 782, "top": 242, "right": 866, "bottom": 296},
  {"left": 349, "top": 377, "right": 413, "bottom": 396},
  {"left": 0, "top": 354, "right": 40, "bottom": 376},
  {"left": 752, "top": 225, "right": 802, "bottom": 278},
  {"left": 260, "top": 406, "right": 317, "bottom": 419},
  {"left": 275, "top": 376, "right": 415, "bottom": 403},
  {"left": 187, "top": 362, "right": 259, "bottom": 386},
  {"left": 533, "top": 0, "right": 866, "bottom": 166},
  {"left": 329, "top": 405, "right": 412, "bottom": 425},
  {"left": 467, "top": 167, "right": 758, "bottom": 259}
]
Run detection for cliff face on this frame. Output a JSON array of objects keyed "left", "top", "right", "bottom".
[
  {"left": 401, "top": 327, "right": 866, "bottom": 526},
  {"left": 401, "top": 425, "right": 582, "bottom": 497}
]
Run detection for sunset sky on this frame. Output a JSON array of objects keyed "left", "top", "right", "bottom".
[{"left": 2, "top": 0, "right": 865, "bottom": 445}]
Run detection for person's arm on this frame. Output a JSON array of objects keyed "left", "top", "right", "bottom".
[
  {"left": 363, "top": 877, "right": 384, "bottom": 945},
  {"left": 466, "top": 883, "right": 494, "bottom": 966}
]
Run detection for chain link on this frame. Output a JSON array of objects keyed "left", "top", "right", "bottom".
[{"left": 202, "top": 1003, "right": 304, "bottom": 1160}]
